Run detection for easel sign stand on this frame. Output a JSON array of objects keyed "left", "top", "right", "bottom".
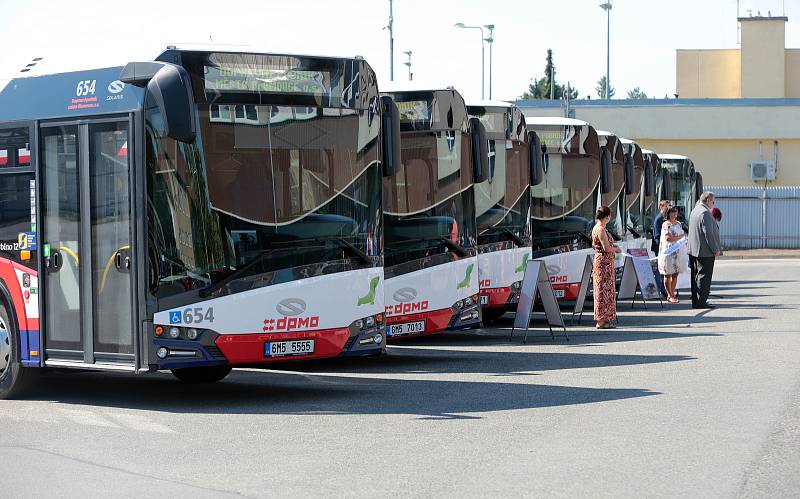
[
  {"left": 571, "top": 255, "right": 593, "bottom": 325},
  {"left": 511, "top": 259, "right": 568, "bottom": 343},
  {"left": 616, "top": 254, "right": 664, "bottom": 310}
]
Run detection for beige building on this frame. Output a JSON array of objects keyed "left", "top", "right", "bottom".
[{"left": 517, "top": 15, "right": 800, "bottom": 187}]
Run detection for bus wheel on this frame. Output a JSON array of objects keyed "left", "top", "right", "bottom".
[
  {"left": 481, "top": 308, "right": 506, "bottom": 324},
  {"left": 171, "top": 366, "right": 232, "bottom": 384},
  {"left": 0, "top": 302, "right": 34, "bottom": 399}
]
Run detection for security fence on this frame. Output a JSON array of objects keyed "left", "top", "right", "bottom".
[{"left": 707, "top": 186, "right": 800, "bottom": 249}]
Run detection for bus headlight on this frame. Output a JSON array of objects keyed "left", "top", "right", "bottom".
[
  {"left": 186, "top": 328, "right": 199, "bottom": 340},
  {"left": 156, "top": 347, "right": 168, "bottom": 359},
  {"left": 168, "top": 327, "right": 180, "bottom": 339},
  {"left": 354, "top": 319, "right": 364, "bottom": 329},
  {"left": 365, "top": 316, "right": 376, "bottom": 327},
  {"left": 373, "top": 333, "right": 383, "bottom": 344}
]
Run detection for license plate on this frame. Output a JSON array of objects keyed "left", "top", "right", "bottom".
[
  {"left": 480, "top": 295, "right": 489, "bottom": 305},
  {"left": 265, "top": 339, "right": 315, "bottom": 357},
  {"left": 553, "top": 289, "right": 565, "bottom": 298},
  {"left": 387, "top": 321, "right": 425, "bottom": 337}
]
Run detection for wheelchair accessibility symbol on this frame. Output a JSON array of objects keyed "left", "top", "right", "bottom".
[{"left": 169, "top": 311, "right": 181, "bottom": 324}]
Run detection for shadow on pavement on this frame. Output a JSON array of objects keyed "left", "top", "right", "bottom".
[
  {"left": 22, "top": 368, "right": 659, "bottom": 419},
  {"left": 279, "top": 347, "right": 694, "bottom": 376}
]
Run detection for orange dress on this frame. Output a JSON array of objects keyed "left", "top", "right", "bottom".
[{"left": 592, "top": 224, "right": 617, "bottom": 322}]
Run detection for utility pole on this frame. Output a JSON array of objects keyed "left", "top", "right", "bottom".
[
  {"left": 600, "top": 1, "right": 612, "bottom": 99},
  {"left": 388, "top": 0, "right": 394, "bottom": 81},
  {"left": 485, "top": 25, "right": 495, "bottom": 99}
]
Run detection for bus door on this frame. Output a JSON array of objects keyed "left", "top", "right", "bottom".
[{"left": 40, "top": 118, "right": 135, "bottom": 366}]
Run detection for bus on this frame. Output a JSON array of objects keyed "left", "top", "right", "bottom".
[
  {"left": 640, "top": 148, "right": 660, "bottom": 245},
  {"left": 380, "top": 87, "right": 483, "bottom": 338},
  {"left": 0, "top": 48, "right": 401, "bottom": 397},
  {"left": 596, "top": 131, "right": 627, "bottom": 241},
  {"left": 618, "top": 137, "right": 652, "bottom": 255},
  {"left": 657, "top": 154, "right": 703, "bottom": 223},
  {"left": 467, "top": 102, "right": 535, "bottom": 322},
  {"left": 526, "top": 117, "right": 605, "bottom": 301}
]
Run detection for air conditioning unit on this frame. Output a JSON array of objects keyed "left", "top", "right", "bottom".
[{"left": 749, "top": 160, "right": 776, "bottom": 181}]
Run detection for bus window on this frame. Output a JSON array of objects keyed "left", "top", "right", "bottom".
[{"left": 0, "top": 127, "right": 31, "bottom": 170}]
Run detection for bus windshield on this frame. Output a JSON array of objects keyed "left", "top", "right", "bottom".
[
  {"left": 530, "top": 123, "right": 600, "bottom": 252},
  {"left": 146, "top": 53, "right": 382, "bottom": 301},
  {"left": 383, "top": 91, "right": 476, "bottom": 278},
  {"left": 469, "top": 105, "right": 531, "bottom": 249}
]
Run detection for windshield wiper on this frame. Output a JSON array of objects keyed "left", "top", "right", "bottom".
[
  {"left": 502, "top": 229, "right": 527, "bottom": 247},
  {"left": 319, "top": 236, "right": 371, "bottom": 265},
  {"left": 199, "top": 248, "right": 274, "bottom": 298},
  {"left": 198, "top": 236, "right": 371, "bottom": 298},
  {"left": 386, "top": 235, "right": 468, "bottom": 258},
  {"left": 626, "top": 225, "right": 641, "bottom": 238},
  {"left": 439, "top": 237, "right": 468, "bottom": 257}
]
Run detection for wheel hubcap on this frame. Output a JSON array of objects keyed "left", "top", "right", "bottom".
[{"left": 0, "top": 318, "right": 10, "bottom": 376}]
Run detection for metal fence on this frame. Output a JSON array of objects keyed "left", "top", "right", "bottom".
[{"left": 706, "top": 186, "right": 800, "bottom": 249}]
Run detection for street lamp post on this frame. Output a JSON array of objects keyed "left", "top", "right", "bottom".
[
  {"left": 454, "top": 23, "right": 485, "bottom": 99},
  {"left": 403, "top": 50, "right": 413, "bottom": 81},
  {"left": 484, "top": 24, "right": 494, "bottom": 99},
  {"left": 599, "top": 1, "right": 612, "bottom": 99},
  {"left": 387, "top": 0, "right": 394, "bottom": 81}
]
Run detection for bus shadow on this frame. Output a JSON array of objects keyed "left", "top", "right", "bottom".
[
  {"left": 24, "top": 369, "right": 659, "bottom": 419},
  {"left": 384, "top": 328, "right": 719, "bottom": 347},
  {"left": 280, "top": 347, "right": 694, "bottom": 376}
]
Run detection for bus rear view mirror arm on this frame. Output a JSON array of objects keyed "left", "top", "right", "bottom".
[{"left": 120, "top": 61, "right": 196, "bottom": 144}]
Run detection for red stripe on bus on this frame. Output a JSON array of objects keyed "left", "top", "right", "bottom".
[{"left": 214, "top": 327, "right": 350, "bottom": 364}]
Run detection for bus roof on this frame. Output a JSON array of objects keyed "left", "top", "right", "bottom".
[
  {"left": 658, "top": 153, "right": 690, "bottom": 160},
  {"left": 0, "top": 66, "right": 145, "bottom": 123},
  {"left": 525, "top": 116, "right": 590, "bottom": 127},
  {"left": 466, "top": 99, "right": 516, "bottom": 108}
]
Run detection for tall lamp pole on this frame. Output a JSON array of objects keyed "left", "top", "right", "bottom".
[
  {"left": 484, "top": 24, "right": 495, "bottom": 99},
  {"left": 599, "top": 1, "right": 612, "bottom": 99},
  {"left": 403, "top": 51, "right": 413, "bottom": 81},
  {"left": 454, "top": 23, "right": 485, "bottom": 99},
  {"left": 388, "top": 0, "right": 394, "bottom": 81}
]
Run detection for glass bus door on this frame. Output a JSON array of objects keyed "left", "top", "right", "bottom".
[{"left": 41, "top": 119, "right": 134, "bottom": 365}]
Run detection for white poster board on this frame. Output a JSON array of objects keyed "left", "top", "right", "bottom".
[
  {"left": 617, "top": 254, "right": 664, "bottom": 309},
  {"left": 571, "top": 255, "right": 593, "bottom": 325},
  {"left": 512, "top": 260, "right": 567, "bottom": 343}
]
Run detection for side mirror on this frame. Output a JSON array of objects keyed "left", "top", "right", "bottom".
[
  {"left": 624, "top": 153, "right": 635, "bottom": 195},
  {"left": 694, "top": 172, "right": 704, "bottom": 202},
  {"left": 469, "top": 117, "right": 489, "bottom": 184},
  {"left": 527, "top": 131, "right": 544, "bottom": 186},
  {"left": 122, "top": 62, "right": 196, "bottom": 143},
  {"left": 660, "top": 169, "right": 673, "bottom": 202},
  {"left": 380, "top": 96, "right": 401, "bottom": 177},
  {"left": 644, "top": 159, "right": 654, "bottom": 196},
  {"left": 600, "top": 147, "right": 612, "bottom": 194}
]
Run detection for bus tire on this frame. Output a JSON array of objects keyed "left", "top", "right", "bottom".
[
  {"left": 481, "top": 308, "right": 506, "bottom": 324},
  {"left": 171, "top": 366, "right": 232, "bottom": 384},
  {"left": 0, "top": 301, "right": 35, "bottom": 399}
]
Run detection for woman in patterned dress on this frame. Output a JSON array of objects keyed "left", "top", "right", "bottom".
[{"left": 592, "top": 206, "right": 621, "bottom": 329}]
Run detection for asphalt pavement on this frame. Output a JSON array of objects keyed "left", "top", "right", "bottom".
[{"left": 1, "top": 258, "right": 799, "bottom": 498}]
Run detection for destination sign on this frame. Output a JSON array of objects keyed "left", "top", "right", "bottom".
[
  {"left": 396, "top": 100, "right": 431, "bottom": 122},
  {"left": 204, "top": 65, "right": 331, "bottom": 95}
]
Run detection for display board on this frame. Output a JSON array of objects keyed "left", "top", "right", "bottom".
[
  {"left": 512, "top": 260, "right": 567, "bottom": 343},
  {"left": 571, "top": 255, "right": 594, "bottom": 325},
  {"left": 617, "top": 254, "right": 664, "bottom": 309}
]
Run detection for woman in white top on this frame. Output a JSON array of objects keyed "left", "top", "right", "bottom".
[{"left": 658, "top": 206, "right": 688, "bottom": 303}]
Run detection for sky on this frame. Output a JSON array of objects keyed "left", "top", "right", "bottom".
[{"left": 1, "top": 0, "right": 799, "bottom": 102}]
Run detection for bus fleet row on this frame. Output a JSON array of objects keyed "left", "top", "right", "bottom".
[{"left": 0, "top": 49, "right": 702, "bottom": 397}]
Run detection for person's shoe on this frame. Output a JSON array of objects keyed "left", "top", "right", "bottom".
[{"left": 694, "top": 303, "right": 715, "bottom": 309}]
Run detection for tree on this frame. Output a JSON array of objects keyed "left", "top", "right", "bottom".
[
  {"left": 627, "top": 87, "right": 648, "bottom": 99},
  {"left": 521, "top": 49, "right": 579, "bottom": 100},
  {"left": 596, "top": 76, "right": 615, "bottom": 99}
]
